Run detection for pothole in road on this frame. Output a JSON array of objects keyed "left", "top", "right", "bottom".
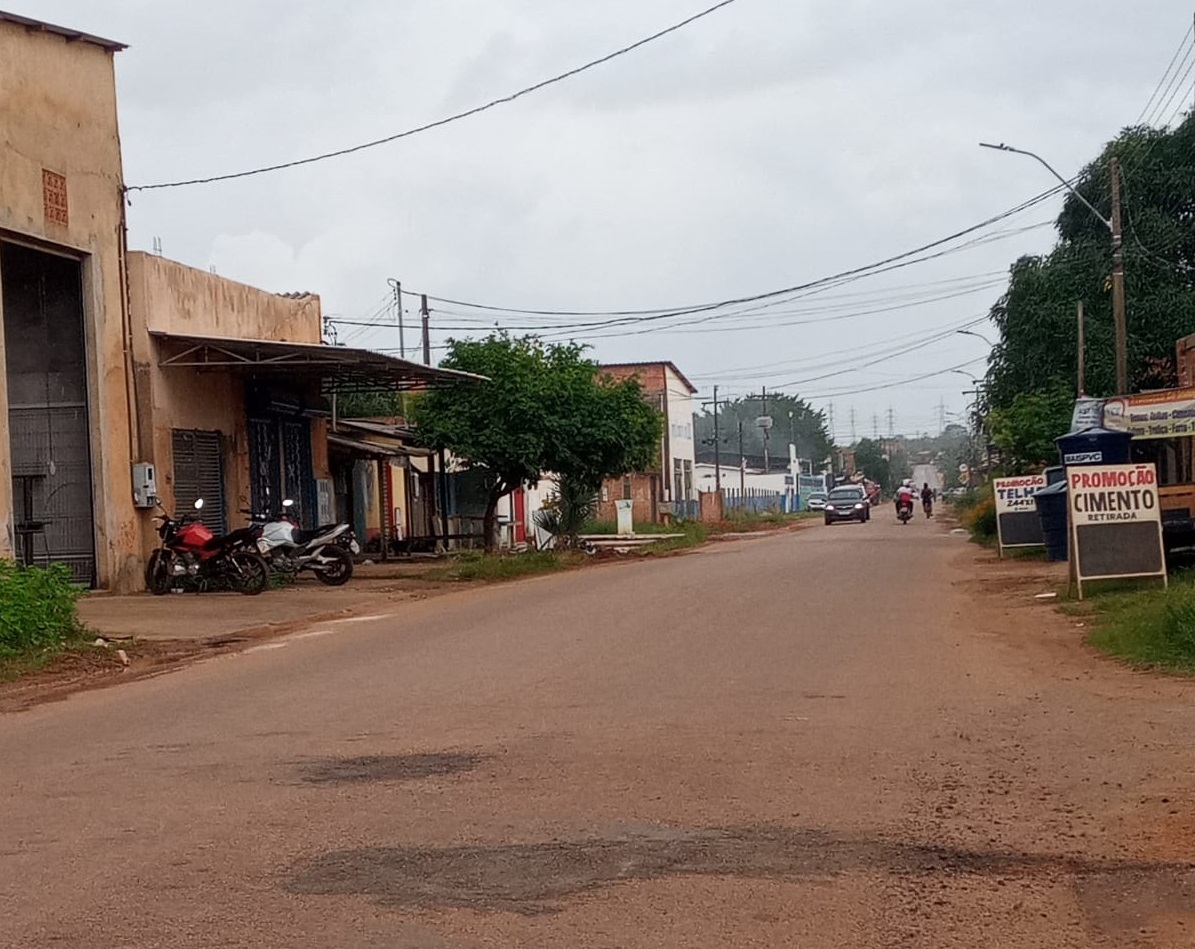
[
  {"left": 297, "top": 752, "right": 487, "bottom": 785},
  {"left": 284, "top": 825, "right": 1195, "bottom": 916}
]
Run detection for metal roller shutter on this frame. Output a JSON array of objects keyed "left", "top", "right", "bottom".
[{"left": 172, "top": 429, "right": 226, "bottom": 535}]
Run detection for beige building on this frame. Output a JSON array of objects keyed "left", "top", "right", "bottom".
[{"left": 0, "top": 11, "right": 472, "bottom": 590}]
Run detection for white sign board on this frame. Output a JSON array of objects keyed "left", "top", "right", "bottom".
[
  {"left": 1067, "top": 463, "right": 1167, "bottom": 598},
  {"left": 1070, "top": 397, "right": 1105, "bottom": 433},
  {"left": 993, "top": 474, "right": 1047, "bottom": 552}
]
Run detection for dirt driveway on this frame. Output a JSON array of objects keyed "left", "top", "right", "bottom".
[{"left": 2, "top": 511, "right": 1195, "bottom": 947}]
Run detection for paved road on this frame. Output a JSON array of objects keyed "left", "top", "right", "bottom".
[{"left": 3, "top": 512, "right": 1195, "bottom": 947}]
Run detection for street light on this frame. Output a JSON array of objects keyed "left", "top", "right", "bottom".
[
  {"left": 979, "top": 141, "right": 1127, "bottom": 394},
  {"left": 956, "top": 329, "right": 994, "bottom": 347}
]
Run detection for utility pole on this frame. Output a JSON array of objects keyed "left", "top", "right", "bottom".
[
  {"left": 1077, "top": 301, "right": 1086, "bottom": 395},
  {"left": 938, "top": 398, "right": 946, "bottom": 436},
  {"left": 738, "top": 420, "right": 746, "bottom": 495},
  {"left": 420, "top": 293, "right": 431, "bottom": 365},
  {"left": 828, "top": 404, "right": 836, "bottom": 443},
  {"left": 1110, "top": 156, "right": 1128, "bottom": 394},
  {"left": 761, "top": 386, "right": 770, "bottom": 473},
  {"left": 388, "top": 278, "right": 405, "bottom": 359}
]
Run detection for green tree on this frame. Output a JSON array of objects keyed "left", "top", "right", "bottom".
[
  {"left": 414, "top": 334, "right": 661, "bottom": 550},
  {"left": 987, "top": 117, "right": 1195, "bottom": 410},
  {"left": 852, "top": 438, "right": 893, "bottom": 492},
  {"left": 695, "top": 392, "right": 832, "bottom": 466},
  {"left": 987, "top": 383, "right": 1074, "bottom": 473}
]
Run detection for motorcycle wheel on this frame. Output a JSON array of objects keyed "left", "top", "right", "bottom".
[
  {"left": 145, "top": 549, "right": 174, "bottom": 596},
  {"left": 228, "top": 550, "right": 269, "bottom": 596},
  {"left": 314, "top": 546, "right": 354, "bottom": 586}
]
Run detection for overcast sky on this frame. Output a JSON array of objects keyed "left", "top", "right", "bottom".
[{"left": 16, "top": 0, "right": 1195, "bottom": 439}]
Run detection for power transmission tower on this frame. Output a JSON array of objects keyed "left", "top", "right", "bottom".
[
  {"left": 849, "top": 407, "right": 857, "bottom": 443},
  {"left": 938, "top": 398, "right": 947, "bottom": 436},
  {"left": 828, "top": 404, "right": 836, "bottom": 443},
  {"left": 873, "top": 414, "right": 879, "bottom": 438},
  {"left": 887, "top": 407, "right": 895, "bottom": 437}
]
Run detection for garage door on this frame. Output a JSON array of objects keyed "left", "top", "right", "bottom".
[{"left": 172, "top": 430, "right": 226, "bottom": 535}]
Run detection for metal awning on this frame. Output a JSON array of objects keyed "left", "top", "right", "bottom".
[
  {"left": 327, "top": 432, "right": 431, "bottom": 458},
  {"left": 151, "top": 331, "right": 485, "bottom": 392}
]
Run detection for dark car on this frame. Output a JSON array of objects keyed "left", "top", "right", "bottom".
[{"left": 823, "top": 485, "right": 870, "bottom": 525}]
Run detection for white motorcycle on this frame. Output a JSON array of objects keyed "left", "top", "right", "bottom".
[{"left": 247, "top": 500, "right": 359, "bottom": 586}]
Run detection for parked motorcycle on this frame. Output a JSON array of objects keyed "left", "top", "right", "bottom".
[
  {"left": 247, "top": 499, "right": 357, "bottom": 586},
  {"left": 145, "top": 499, "right": 270, "bottom": 595}
]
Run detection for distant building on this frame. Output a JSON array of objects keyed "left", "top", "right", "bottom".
[{"left": 596, "top": 362, "right": 697, "bottom": 523}]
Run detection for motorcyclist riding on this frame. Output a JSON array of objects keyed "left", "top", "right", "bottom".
[
  {"left": 895, "top": 479, "right": 916, "bottom": 518},
  {"left": 921, "top": 482, "right": 934, "bottom": 518}
]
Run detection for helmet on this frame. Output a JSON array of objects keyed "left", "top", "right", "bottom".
[{"left": 902, "top": 479, "right": 912, "bottom": 487}]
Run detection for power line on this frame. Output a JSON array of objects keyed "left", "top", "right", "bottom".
[
  {"left": 1137, "top": 22, "right": 1195, "bottom": 125},
  {"left": 125, "top": 0, "right": 744, "bottom": 192},
  {"left": 415, "top": 190, "right": 1063, "bottom": 318}
]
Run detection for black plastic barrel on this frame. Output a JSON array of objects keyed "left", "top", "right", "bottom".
[
  {"left": 1044, "top": 465, "right": 1066, "bottom": 486},
  {"left": 1034, "top": 480, "right": 1070, "bottom": 562},
  {"left": 1055, "top": 426, "right": 1132, "bottom": 467}
]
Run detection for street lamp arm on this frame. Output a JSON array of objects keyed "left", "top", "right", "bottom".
[{"left": 979, "top": 142, "right": 1112, "bottom": 231}]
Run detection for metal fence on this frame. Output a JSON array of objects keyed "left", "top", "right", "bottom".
[{"left": 722, "top": 487, "right": 786, "bottom": 514}]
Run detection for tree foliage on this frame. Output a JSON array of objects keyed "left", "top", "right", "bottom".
[
  {"left": 694, "top": 392, "right": 832, "bottom": 466},
  {"left": 414, "top": 334, "right": 662, "bottom": 549},
  {"left": 987, "top": 383, "right": 1074, "bottom": 473},
  {"left": 986, "top": 117, "right": 1195, "bottom": 413},
  {"left": 852, "top": 438, "right": 893, "bottom": 492}
]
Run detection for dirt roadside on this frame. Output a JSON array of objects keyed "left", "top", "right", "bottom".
[{"left": 0, "top": 519, "right": 812, "bottom": 714}]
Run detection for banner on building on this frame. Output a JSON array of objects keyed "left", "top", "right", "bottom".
[
  {"left": 797, "top": 474, "right": 825, "bottom": 500},
  {"left": 1067, "top": 463, "right": 1167, "bottom": 598},
  {"left": 1103, "top": 388, "right": 1195, "bottom": 439},
  {"left": 993, "top": 474, "right": 1046, "bottom": 552}
]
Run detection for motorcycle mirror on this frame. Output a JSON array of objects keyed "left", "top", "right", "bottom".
[
  {"left": 282, "top": 499, "right": 295, "bottom": 508},
  {"left": 194, "top": 498, "right": 205, "bottom": 510}
]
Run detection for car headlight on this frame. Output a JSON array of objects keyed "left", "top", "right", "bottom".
[
  {"left": 855, "top": 503, "right": 864, "bottom": 509},
  {"left": 825, "top": 504, "right": 835, "bottom": 511}
]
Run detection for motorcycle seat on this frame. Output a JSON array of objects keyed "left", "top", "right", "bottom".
[{"left": 294, "top": 524, "right": 345, "bottom": 544}]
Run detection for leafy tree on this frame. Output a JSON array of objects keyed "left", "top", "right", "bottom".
[
  {"left": 414, "top": 334, "right": 661, "bottom": 550},
  {"left": 852, "top": 438, "right": 892, "bottom": 492},
  {"left": 986, "top": 116, "right": 1195, "bottom": 411},
  {"left": 334, "top": 389, "right": 405, "bottom": 419},
  {"left": 987, "top": 383, "right": 1074, "bottom": 473},
  {"left": 695, "top": 392, "right": 832, "bottom": 467}
]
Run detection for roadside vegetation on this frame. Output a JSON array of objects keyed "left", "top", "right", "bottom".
[
  {"left": 1072, "top": 571, "right": 1195, "bottom": 673},
  {"left": 0, "top": 562, "right": 86, "bottom": 679},
  {"left": 949, "top": 490, "right": 997, "bottom": 545}
]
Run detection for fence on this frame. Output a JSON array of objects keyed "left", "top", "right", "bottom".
[{"left": 722, "top": 487, "right": 787, "bottom": 514}]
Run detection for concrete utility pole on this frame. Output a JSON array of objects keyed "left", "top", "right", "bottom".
[
  {"left": 1077, "top": 301, "right": 1086, "bottom": 395},
  {"left": 738, "top": 420, "right": 746, "bottom": 495},
  {"left": 388, "top": 278, "right": 405, "bottom": 359},
  {"left": 420, "top": 294, "right": 431, "bottom": 365},
  {"left": 713, "top": 386, "right": 721, "bottom": 491},
  {"left": 980, "top": 142, "right": 1129, "bottom": 394},
  {"left": 761, "top": 387, "right": 770, "bottom": 473},
  {"left": 1110, "top": 156, "right": 1128, "bottom": 394}
]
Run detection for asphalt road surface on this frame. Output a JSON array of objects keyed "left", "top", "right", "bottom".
[{"left": 4, "top": 511, "right": 1195, "bottom": 947}]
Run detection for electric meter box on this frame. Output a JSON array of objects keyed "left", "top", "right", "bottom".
[{"left": 132, "top": 462, "right": 158, "bottom": 508}]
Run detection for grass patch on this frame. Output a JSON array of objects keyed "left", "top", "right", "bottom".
[
  {"left": 950, "top": 490, "right": 996, "bottom": 544},
  {"left": 1082, "top": 570, "right": 1195, "bottom": 672},
  {"left": 719, "top": 510, "right": 809, "bottom": 531},
  {"left": 641, "top": 521, "right": 708, "bottom": 552},
  {"left": 580, "top": 519, "right": 686, "bottom": 536},
  {"left": 431, "top": 550, "right": 585, "bottom": 582},
  {"left": 0, "top": 561, "right": 86, "bottom": 677}
]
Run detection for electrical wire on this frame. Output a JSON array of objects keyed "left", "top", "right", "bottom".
[
  {"left": 800, "top": 358, "right": 987, "bottom": 400},
  {"left": 1138, "top": 23, "right": 1195, "bottom": 126},
  {"left": 125, "top": 0, "right": 744, "bottom": 192}
]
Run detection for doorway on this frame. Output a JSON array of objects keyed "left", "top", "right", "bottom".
[{"left": 1, "top": 241, "right": 97, "bottom": 584}]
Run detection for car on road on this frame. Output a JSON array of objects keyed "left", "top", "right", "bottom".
[
  {"left": 806, "top": 492, "right": 827, "bottom": 511},
  {"left": 823, "top": 485, "right": 870, "bottom": 525}
]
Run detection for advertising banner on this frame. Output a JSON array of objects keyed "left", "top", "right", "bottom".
[
  {"left": 993, "top": 474, "right": 1046, "bottom": 552},
  {"left": 1103, "top": 388, "right": 1195, "bottom": 439},
  {"left": 1067, "top": 463, "right": 1166, "bottom": 597}
]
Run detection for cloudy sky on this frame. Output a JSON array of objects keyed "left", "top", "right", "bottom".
[{"left": 16, "top": 0, "right": 1195, "bottom": 438}]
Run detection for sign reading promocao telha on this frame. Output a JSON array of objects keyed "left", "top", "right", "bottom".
[
  {"left": 993, "top": 474, "right": 1046, "bottom": 552},
  {"left": 1067, "top": 463, "right": 1167, "bottom": 598}
]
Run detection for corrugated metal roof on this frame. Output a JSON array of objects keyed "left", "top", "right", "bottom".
[{"left": 0, "top": 10, "right": 126, "bottom": 52}]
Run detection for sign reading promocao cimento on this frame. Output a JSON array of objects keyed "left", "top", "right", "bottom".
[
  {"left": 1067, "top": 463, "right": 1167, "bottom": 597},
  {"left": 993, "top": 474, "right": 1046, "bottom": 552}
]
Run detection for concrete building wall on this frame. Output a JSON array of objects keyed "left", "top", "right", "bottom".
[
  {"left": 0, "top": 20, "right": 139, "bottom": 588},
  {"left": 126, "top": 253, "right": 329, "bottom": 560}
]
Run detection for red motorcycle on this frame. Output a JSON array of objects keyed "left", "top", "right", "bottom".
[{"left": 145, "top": 499, "right": 270, "bottom": 596}]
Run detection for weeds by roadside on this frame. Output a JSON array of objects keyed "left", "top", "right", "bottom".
[
  {"left": 949, "top": 490, "right": 997, "bottom": 544},
  {"left": 1078, "top": 570, "right": 1195, "bottom": 673},
  {"left": 430, "top": 550, "right": 588, "bottom": 582},
  {"left": 0, "top": 561, "right": 86, "bottom": 676}
]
